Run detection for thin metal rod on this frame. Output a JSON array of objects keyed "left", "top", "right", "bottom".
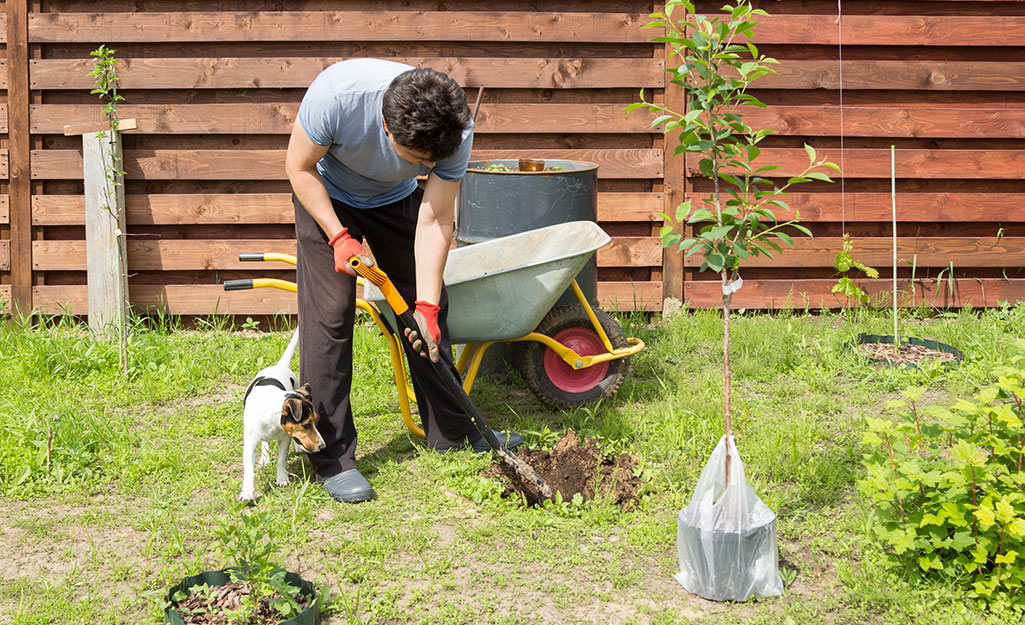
[{"left": 891, "top": 145, "right": 898, "bottom": 345}]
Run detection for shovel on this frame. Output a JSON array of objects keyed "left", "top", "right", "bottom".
[{"left": 347, "top": 256, "right": 554, "bottom": 502}]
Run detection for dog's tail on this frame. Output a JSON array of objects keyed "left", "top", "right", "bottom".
[{"left": 276, "top": 327, "right": 300, "bottom": 369}]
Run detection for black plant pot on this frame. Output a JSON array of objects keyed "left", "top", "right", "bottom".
[
  {"left": 675, "top": 511, "right": 781, "bottom": 601},
  {"left": 852, "top": 333, "right": 964, "bottom": 369},
  {"left": 164, "top": 567, "right": 320, "bottom": 625}
]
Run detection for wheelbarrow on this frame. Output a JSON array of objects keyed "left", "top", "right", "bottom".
[{"left": 223, "top": 220, "right": 645, "bottom": 439}]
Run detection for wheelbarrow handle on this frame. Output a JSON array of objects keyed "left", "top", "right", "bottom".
[{"left": 223, "top": 279, "right": 253, "bottom": 291}]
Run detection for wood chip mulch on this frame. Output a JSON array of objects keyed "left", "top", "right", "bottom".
[
  {"left": 172, "top": 580, "right": 312, "bottom": 624},
  {"left": 857, "top": 341, "right": 957, "bottom": 364}
]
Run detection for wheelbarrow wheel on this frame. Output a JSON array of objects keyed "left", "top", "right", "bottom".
[{"left": 519, "top": 304, "right": 632, "bottom": 411}]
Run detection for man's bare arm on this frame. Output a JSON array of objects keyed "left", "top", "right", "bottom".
[
  {"left": 284, "top": 122, "right": 339, "bottom": 239},
  {"left": 414, "top": 173, "right": 459, "bottom": 305}
]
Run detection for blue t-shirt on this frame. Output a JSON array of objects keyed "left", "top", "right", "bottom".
[{"left": 297, "top": 58, "right": 474, "bottom": 208}]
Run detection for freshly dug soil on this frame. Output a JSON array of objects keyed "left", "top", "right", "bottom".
[
  {"left": 484, "top": 429, "right": 640, "bottom": 507},
  {"left": 171, "top": 580, "right": 313, "bottom": 624},
  {"left": 857, "top": 341, "right": 957, "bottom": 365}
]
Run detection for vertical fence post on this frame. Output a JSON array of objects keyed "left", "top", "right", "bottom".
[
  {"left": 662, "top": 7, "right": 686, "bottom": 306},
  {"left": 7, "top": 0, "right": 31, "bottom": 315}
]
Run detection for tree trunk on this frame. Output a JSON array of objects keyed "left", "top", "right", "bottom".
[{"left": 723, "top": 275, "right": 733, "bottom": 487}]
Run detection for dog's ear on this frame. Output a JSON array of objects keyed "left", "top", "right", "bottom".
[
  {"left": 296, "top": 383, "right": 313, "bottom": 399},
  {"left": 281, "top": 395, "right": 304, "bottom": 425}
]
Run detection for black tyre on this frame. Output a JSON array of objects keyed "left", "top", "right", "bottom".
[{"left": 519, "top": 304, "right": 632, "bottom": 411}]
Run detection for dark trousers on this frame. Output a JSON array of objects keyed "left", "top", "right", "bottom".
[{"left": 294, "top": 189, "right": 478, "bottom": 480}]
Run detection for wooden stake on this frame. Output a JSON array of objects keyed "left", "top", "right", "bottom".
[{"left": 82, "top": 128, "right": 128, "bottom": 338}]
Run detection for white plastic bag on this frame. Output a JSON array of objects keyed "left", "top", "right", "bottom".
[{"left": 674, "top": 435, "right": 783, "bottom": 601}]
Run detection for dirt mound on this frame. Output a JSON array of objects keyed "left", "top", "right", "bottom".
[{"left": 485, "top": 429, "right": 640, "bottom": 507}]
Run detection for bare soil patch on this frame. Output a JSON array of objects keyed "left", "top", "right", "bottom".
[{"left": 485, "top": 429, "right": 641, "bottom": 507}]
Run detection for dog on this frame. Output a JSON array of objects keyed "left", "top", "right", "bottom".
[{"left": 240, "top": 328, "right": 325, "bottom": 500}]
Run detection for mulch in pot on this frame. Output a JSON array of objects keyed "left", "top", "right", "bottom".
[{"left": 852, "top": 333, "right": 963, "bottom": 368}]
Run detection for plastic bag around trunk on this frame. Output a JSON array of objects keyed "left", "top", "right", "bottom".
[{"left": 674, "top": 435, "right": 783, "bottom": 601}]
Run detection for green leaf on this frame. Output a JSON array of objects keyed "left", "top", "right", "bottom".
[
  {"left": 703, "top": 225, "right": 733, "bottom": 240},
  {"left": 705, "top": 252, "right": 726, "bottom": 272},
  {"left": 651, "top": 114, "right": 676, "bottom": 128},
  {"left": 804, "top": 144, "right": 816, "bottom": 163},
  {"left": 918, "top": 554, "right": 943, "bottom": 571},
  {"left": 996, "top": 498, "right": 1015, "bottom": 524},
  {"left": 996, "top": 551, "right": 1019, "bottom": 565},
  {"left": 975, "top": 505, "right": 996, "bottom": 528},
  {"left": 806, "top": 172, "right": 834, "bottom": 183},
  {"left": 1007, "top": 518, "right": 1025, "bottom": 539},
  {"left": 687, "top": 209, "right": 715, "bottom": 224},
  {"left": 662, "top": 232, "right": 682, "bottom": 249},
  {"left": 675, "top": 200, "right": 693, "bottom": 222}
]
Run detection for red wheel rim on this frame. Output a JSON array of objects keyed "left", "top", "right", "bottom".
[{"left": 543, "top": 328, "right": 610, "bottom": 393}]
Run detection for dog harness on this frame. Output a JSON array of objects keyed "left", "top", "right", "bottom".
[{"left": 242, "top": 376, "right": 288, "bottom": 405}]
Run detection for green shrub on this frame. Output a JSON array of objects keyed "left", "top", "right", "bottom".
[{"left": 859, "top": 364, "right": 1025, "bottom": 604}]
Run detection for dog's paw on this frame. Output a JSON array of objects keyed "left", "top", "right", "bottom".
[
  {"left": 239, "top": 488, "right": 255, "bottom": 501},
  {"left": 275, "top": 476, "right": 290, "bottom": 488}
]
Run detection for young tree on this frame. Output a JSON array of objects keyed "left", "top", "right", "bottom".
[{"left": 631, "top": 0, "right": 839, "bottom": 482}]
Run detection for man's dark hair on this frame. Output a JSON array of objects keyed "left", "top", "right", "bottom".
[{"left": 382, "top": 68, "right": 471, "bottom": 162}]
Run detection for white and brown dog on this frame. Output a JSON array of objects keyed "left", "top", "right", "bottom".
[{"left": 240, "top": 329, "right": 325, "bottom": 500}]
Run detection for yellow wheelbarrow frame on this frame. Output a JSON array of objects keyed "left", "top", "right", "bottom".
[{"left": 225, "top": 252, "right": 644, "bottom": 439}]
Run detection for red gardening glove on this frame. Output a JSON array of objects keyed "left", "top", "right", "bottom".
[
  {"left": 328, "top": 228, "right": 370, "bottom": 277},
  {"left": 405, "top": 300, "right": 441, "bottom": 362}
]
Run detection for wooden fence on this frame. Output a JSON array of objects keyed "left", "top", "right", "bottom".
[{"left": 1, "top": 1, "right": 1024, "bottom": 316}]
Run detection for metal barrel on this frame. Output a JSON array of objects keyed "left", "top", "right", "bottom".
[{"left": 456, "top": 159, "right": 599, "bottom": 307}]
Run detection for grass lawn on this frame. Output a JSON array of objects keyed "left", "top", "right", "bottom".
[{"left": 1, "top": 303, "right": 1024, "bottom": 624}]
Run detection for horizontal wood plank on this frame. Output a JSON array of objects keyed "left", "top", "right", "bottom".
[
  {"left": 0, "top": 61, "right": 7, "bottom": 89},
  {"left": 32, "top": 149, "right": 662, "bottom": 180},
  {"left": 684, "top": 278, "right": 1025, "bottom": 310},
  {"left": 0, "top": 104, "right": 7, "bottom": 134},
  {"left": 754, "top": 60, "right": 1025, "bottom": 91},
  {"left": 0, "top": 240, "right": 9, "bottom": 271},
  {"left": 597, "top": 193, "right": 664, "bottom": 222},
  {"left": 0, "top": 150, "right": 8, "bottom": 179},
  {"left": 742, "top": 106, "right": 1025, "bottom": 139},
  {"left": 31, "top": 57, "right": 664, "bottom": 90},
  {"left": 598, "top": 281, "right": 663, "bottom": 312},
  {"left": 34, "top": 237, "right": 660, "bottom": 271},
  {"left": 682, "top": 237, "right": 1025, "bottom": 269},
  {"left": 34, "top": 240, "right": 298, "bottom": 271},
  {"left": 28, "top": 11, "right": 654, "bottom": 43},
  {"left": 0, "top": 286, "right": 10, "bottom": 314},
  {"left": 750, "top": 15, "right": 1025, "bottom": 47},
  {"left": 0, "top": 196, "right": 9, "bottom": 224},
  {"left": 33, "top": 192, "right": 665, "bottom": 225},
  {"left": 692, "top": 193, "right": 1025, "bottom": 223},
  {"left": 693, "top": 148, "right": 1025, "bottom": 179},
  {"left": 32, "top": 284, "right": 299, "bottom": 316},
  {"left": 599, "top": 237, "right": 663, "bottom": 268},
  {"left": 29, "top": 103, "right": 656, "bottom": 135},
  {"left": 32, "top": 283, "right": 659, "bottom": 314}
]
